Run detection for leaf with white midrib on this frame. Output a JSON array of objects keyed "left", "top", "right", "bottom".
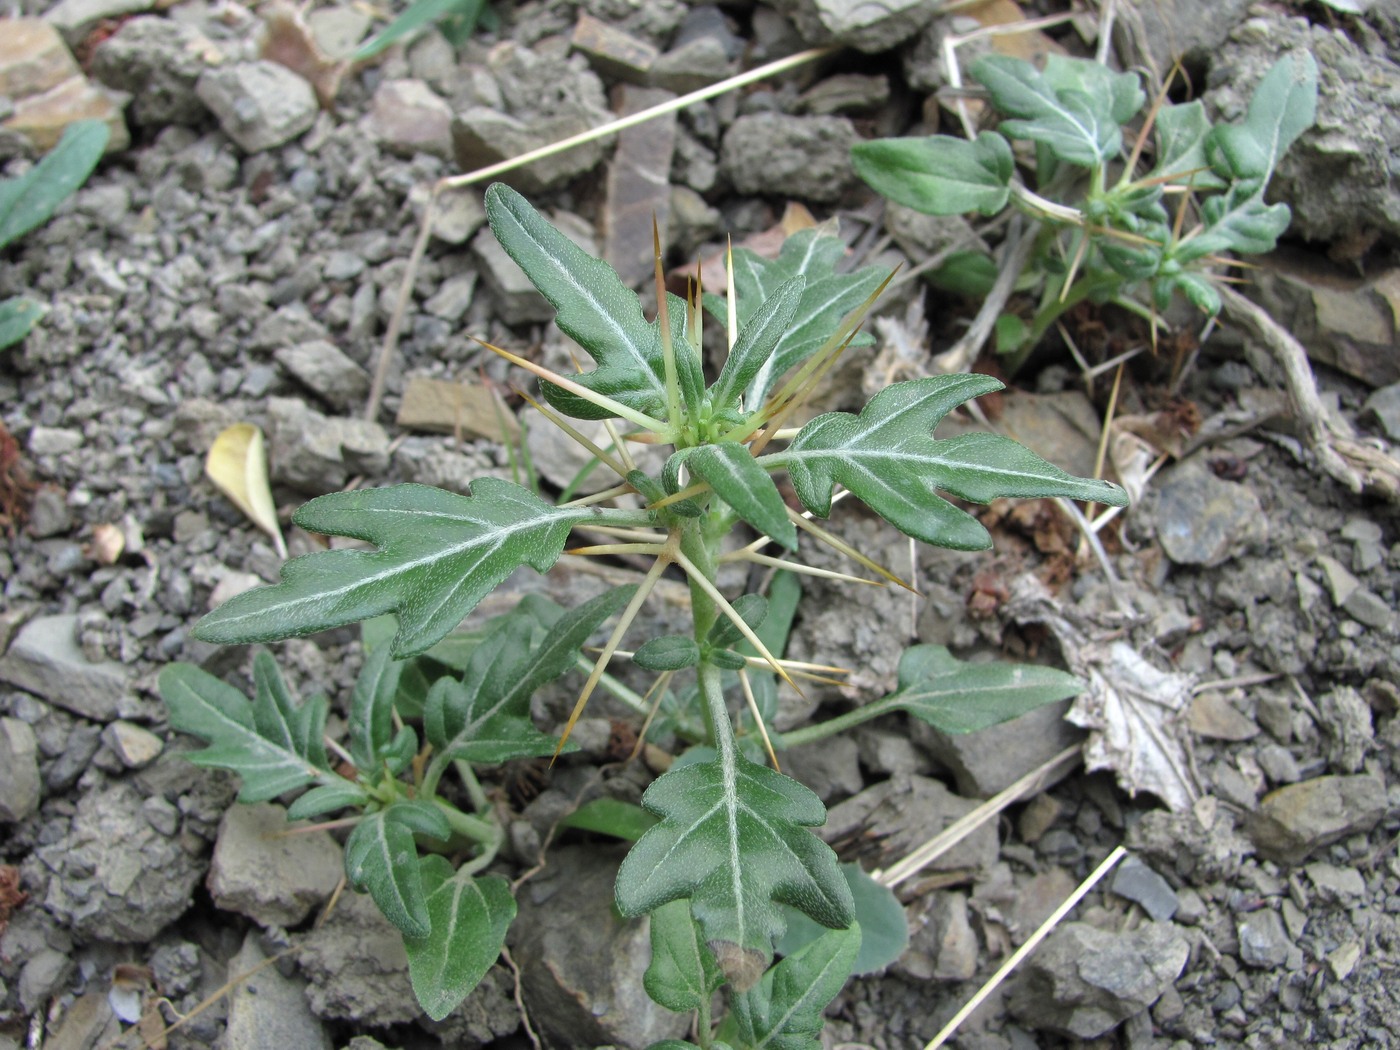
[
  {"left": 615, "top": 742, "right": 852, "bottom": 974},
  {"left": 683, "top": 442, "right": 797, "bottom": 551},
  {"left": 405, "top": 857, "right": 516, "bottom": 1020},
  {"left": 344, "top": 802, "right": 451, "bottom": 939},
  {"left": 194, "top": 480, "right": 595, "bottom": 659},
  {"left": 767, "top": 375, "right": 1128, "bottom": 551},
  {"left": 159, "top": 656, "right": 343, "bottom": 803},
  {"left": 722, "top": 924, "right": 861, "bottom": 1050}
]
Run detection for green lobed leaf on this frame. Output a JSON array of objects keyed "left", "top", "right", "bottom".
[
  {"left": 562, "top": 797, "right": 659, "bottom": 841},
  {"left": 425, "top": 586, "right": 633, "bottom": 763},
  {"left": 1205, "top": 51, "right": 1317, "bottom": 187},
  {"left": 767, "top": 375, "right": 1128, "bottom": 551},
  {"left": 1150, "top": 101, "right": 1227, "bottom": 191},
  {"left": 851, "top": 131, "right": 1013, "bottom": 217},
  {"left": 683, "top": 442, "right": 798, "bottom": 551},
  {"left": 344, "top": 800, "right": 451, "bottom": 939},
  {"left": 0, "top": 297, "right": 45, "bottom": 351},
  {"left": 159, "top": 655, "right": 345, "bottom": 803},
  {"left": 0, "top": 120, "right": 109, "bottom": 250},
  {"left": 705, "top": 227, "right": 886, "bottom": 408},
  {"left": 972, "top": 55, "right": 1121, "bottom": 168},
  {"left": 287, "top": 781, "right": 369, "bottom": 820},
  {"left": 615, "top": 748, "right": 854, "bottom": 981},
  {"left": 1176, "top": 193, "right": 1292, "bottom": 260},
  {"left": 776, "top": 864, "right": 908, "bottom": 976},
  {"left": 710, "top": 276, "right": 806, "bottom": 413},
  {"left": 194, "top": 480, "right": 595, "bottom": 658},
  {"left": 720, "top": 923, "right": 861, "bottom": 1050},
  {"left": 1039, "top": 54, "right": 1144, "bottom": 126},
  {"left": 483, "top": 183, "right": 700, "bottom": 421},
  {"left": 855, "top": 644, "right": 1083, "bottom": 733},
  {"left": 645, "top": 899, "right": 725, "bottom": 1013},
  {"left": 634, "top": 635, "right": 701, "bottom": 671},
  {"left": 349, "top": 643, "right": 404, "bottom": 772},
  {"left": 404, "top": 857, "right": 516, "bottom": 1020}
]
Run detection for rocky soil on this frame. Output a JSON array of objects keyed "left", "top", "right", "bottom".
[{"left": 2, "top": 1, "right": 1399, "bottom": 1049}]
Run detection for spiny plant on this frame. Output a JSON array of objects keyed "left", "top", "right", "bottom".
[
  {"left": 852, "top": 50, "right": 1318, "bottom": 372},
  {"left": 158, "top": 184, "right": 1127, "bottom": 1042}
]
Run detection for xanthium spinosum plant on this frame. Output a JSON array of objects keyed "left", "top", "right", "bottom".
[
  {"left": 159, "top": 183, "right": 1128, "bottom": 1043},
  {"left": 852, "top": 50, "right": 1318, "bottom": 372}
]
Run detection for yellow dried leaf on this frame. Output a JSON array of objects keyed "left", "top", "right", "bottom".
[{"left": 205, "top": 423, "right": 287, "bottom": 558}]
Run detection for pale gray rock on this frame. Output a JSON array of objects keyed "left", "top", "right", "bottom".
[
  {"left": 0, "top": 613, "right": 133, "bottom": 722},
  {"left": 1238, "top": 908, "right": 1292, "bottom": 969},
  {"left": 25, "top": 487, "right": 70, "bottom": 539},
  {"left": 208, "top": 803, "right": 342, "bottom": 927},
  {"left": 771, "top": 0, "right": 942, "bottom": 52},
  {"left": 1110, "top": 856, "right": 1180, "bottom": 921},
  {"left": 916, "top": 698, "right": 1082, "bottom": 798},
  {"left": 0, "top": 718, "right": 41, "bottom": 822},
  {"left": 1317, "top": 686, "right": 1373, "bottom": 773},
  {"left": 899, "top": 890, "right": 976, "bottom": 981},
  {"left": 18, "top": 947, "right": 71, "bottom": 1014},
  {"left": 1363, "top": 382, "right": 1400, "bottom": 440},
  {"left": 368, "top": 78, "right": 453, "bottom": 159},
  {"left": 91, "top": 17, "right": 211, "bottom": 126},
  {"left": 223, "top": 934, "right": 332, "bottom": 1050},
  {"left": 100, "top": 720, "right": 164, "bottom": 769},
  {"left": 1115, "top": 0, "right": 1253, "bottom": 77},
  {"left": 266, "top": 397, "right": 390, "bottom": 493},
  {"left": 36, "top": 782, "right": 205, "bottom": 941},
  {"left": 196, "top": 61, "right": 317, "bottom": 153},
  {"left": 275, "top": 340, "right": 371, "bottom": 413},
  {"left": 1249, "top": 774, "right": 1388, "bottom": 864},
  {"left": 511, "top": 845, "right": 686, "bottom": 1048},
  {"left": 1008, "top": 921, "right": 1190, "bottom": 1038},
  {"left": 1156, "top": 458, "right": 1267, "bottom": 567},
  {"left": 783, "top": 733, "right": 862, "bottom": 802},
  {"left": 822, "top": 774, "right": 996, "bottom": 873},
  {"left": 424, "top": 273, "right": 478, "bottom": 322},
  {"left": 721, "top": 113, "right": 858, "bottom": 202},
  {"left": 45, "top": 0, "right": 152, "bottom": 40}
]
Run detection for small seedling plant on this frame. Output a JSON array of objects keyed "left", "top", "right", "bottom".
[
  {"left": 852, "top": 50, "right": 1318, "bottom": 371},
  {"left": 159, "top": 184, "right": 1127, "bottom": 1044}
]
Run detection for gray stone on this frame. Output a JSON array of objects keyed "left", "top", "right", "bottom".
[
  {"left": 1363, "top": 382, "right": 1400, "bottom": 441},
  {"left": 1116, "top": 0, "right": 1253, "bottom": 78},
  {"left": 1156, "top": 458, "right": 1267, "bottom": 567},
  {"left": 90, "top": 16, "right": 212, "bottom": 126},
  {"left": 1008, "top": 921, "right": 1190, "bottom": 1038},
  {"left": 196, "top": 61, "right": 317, "bottom": 153},
  {"left": 27, "top": 426, "right": 82, "bottom": 455},
  {"left": 36, "top": 782, "right": 206, "bottom": 941},
  {"left": 647, "top": 36, "right": 733, "bottom": 93},
  {"left": 512, "top": 845, "right": 686, "bottom": 1048},
  {"left": 1110, "top": 856, "right": 1180, "bottom": 921},
  {"left": 1187, "top": 692, "right": 1260, "bottom": 741},
  {"left": 918, "top": 698, "right": 1081, "bottom": 798},
  {"left": 424, "top": 273, "right": 478, "bottom": 322},
  {"left": 899, "top": 890, "right": 976, "bottom": 981},
  {"left": 266, "top": 397, "right": 391, "bottom": 493},
  {"left": 409, "top": 183, "right": 487, "bottom": 245},
  {"left": 208, "top": 802, "right": 343, "bottom": 927},
  {"left": 224, "top": 934, "right": 332, "bottom": 1050},
  {"left": 798, "top": 72, "right": 891, "bottom": 115},
  {"left": 18, "top": 947, "right": 71, "bottom": 1013},
  {"left": 1237, "top": 908, "right": 1291, "bottom": 969},
  {"left": 275, "top": 340, "right": 371, "bottom": 413},
  {"left": 101, "top": 720, "right": 164, "bottom": 768},
  {"left": 1205, "top": 17, "right": 1400, "bottom": 242},
  {"left": 45, "top": 0, "right": 152, "bottom": 39},
  {"left": 771, "top": 0, "right": 942, "bottom": 52},
  {"left": 1317, "top": 686, "right": 1373, "bottom": 773},
  {"left": 1342, "top": 588, "right": 1396, "bottom": 634},
  {"left": 368, "top": 78, "right": 453, "bottom": 159},
  {"left": 1256, "top": 743, "right": 1301, "bottom": 785},
  {"left": 782, "top": 733, "right": 862, "bottom": 802},
  {"left": 822, "top": 774, "right": 997, "bottom": 873},
  {"left": 0, "top": 717, "right": 40, "bottom": 822},
  {"left": 721, "top": 113, "right": 858, "bottom": 203},
  {"left": 26, "top": 486, "right": 71, "bottom": 539},
  {"left": 603, "top": 85, "right": 677, "bottom": 287},
  {"left": 1249, "top": 775, "right": 1387, "bottom": 864},
  {"left": 1304, "top": 861, "right": 1367, "bottom": 902},
  {"left": 0, "top": 613, "right": 133, "bottom": 722}
]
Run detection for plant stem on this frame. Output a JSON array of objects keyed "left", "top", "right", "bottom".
[
  {"left": 433, "top": 798, "right": 498, "bottom": 848},
  {"left": 454, "top": 758, "right": 490, "bottom": 812},
  {"left": 774, "top": 704, "right": 872, "bottom": 749},
  {"left": 696, "top": 660, "right": 736, "bottom": 759}
]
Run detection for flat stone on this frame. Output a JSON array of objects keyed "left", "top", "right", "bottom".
[
  {"left": 0, "top": 718, "right": 41, "bottom": 822},
  {"left": 368, "top": 78, "right": 452, "bottom": 159},
  {"left": 423, "top": 272, "right": 477, "bottom": 321},
  {"left": 721, "top": 113, "right": 858, "bottom": 203},
  {"left": 1342, "top": 588, "right": 1396, "bottom": 633},
  {"left": 45, "top": 0, "right": 153, "bottom": 40},
  {"left": 1008, "top": 921, "right": 1190, "bottom": 1038},
  {"left": 646, "top": 37, "right": 732, "bottom": 93},
  {"left": 1187, "top": 693, "right": 1260, "bottom": 741},
  {"left": 275, "top": 339, "right": 371, "bottom": 413},
  {"left": 1238, "top": 908, "right": 1291, "bottom": 969},
  {"left": 1363, "top": 381, "right": 1400, "bottom": 440},
  {"left": 101, "top": 720, "right": 163, "bottom": 769},
  {"left": 28, "top": 425, "right": 83, "bottom": 455},
  {"left": 208, "top": 802, "right": 343, "bottom": 927},
  {"left": 0, "top": 613, "right": 132, "bottom": 722},
  {"left": 571, "top": 12, "right": 658, "bottom": 84},
  {"left": 225, "top": 934, "right": 332, "bottom": 1050},
  {"left": 1156, "top": 458, "right": 1266, "bottom": 567},
  {"left": 603, "top": 84, "right": 677, "bottom": 287},
  {"left": 196, "top": 61, "right": 317, "bottom": 153},
  {"left": 26, "top": 486, "right": 72, "bottom": 539},
  {"left": 266, "top": 397, "right": 390, "bottom": 494},
  {"left": 900, "top": 890, "right": 976, "bottom": 981},
  {"left": 0, "top": 19, "right": 80, "bottom": 99},
  {"left": 772, "top": 0, "right": 942, "bottom": 52},
  {"left": 1111, "top": 855, "right": 1180, "bottom": 921},
  {"left": 798, "top": 72, "right": 891, "bottom": 115},
  {"left": 4, "top": 74, "right": 129, "bottom": 154},
  {"left": 782, "top": 733, "right": 862, "bottom": 802},
  {"left": 1304, "top": 861, "right": 1366, "bottom": 902},
  {"left": 395, "top": 377, "right": 521, "bottom": 443},
  {"left": 1249, "top": 775, "right": 1387, "bottom": 864},
  {"left": 409, "top": 183, "right": 486, "bottom": 245},
  {"left": 822, "top": 774, "right": 997, "bottom": 874},
  {"left": 918, "top": 698, "right": 1082, "bottom": 798}
]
